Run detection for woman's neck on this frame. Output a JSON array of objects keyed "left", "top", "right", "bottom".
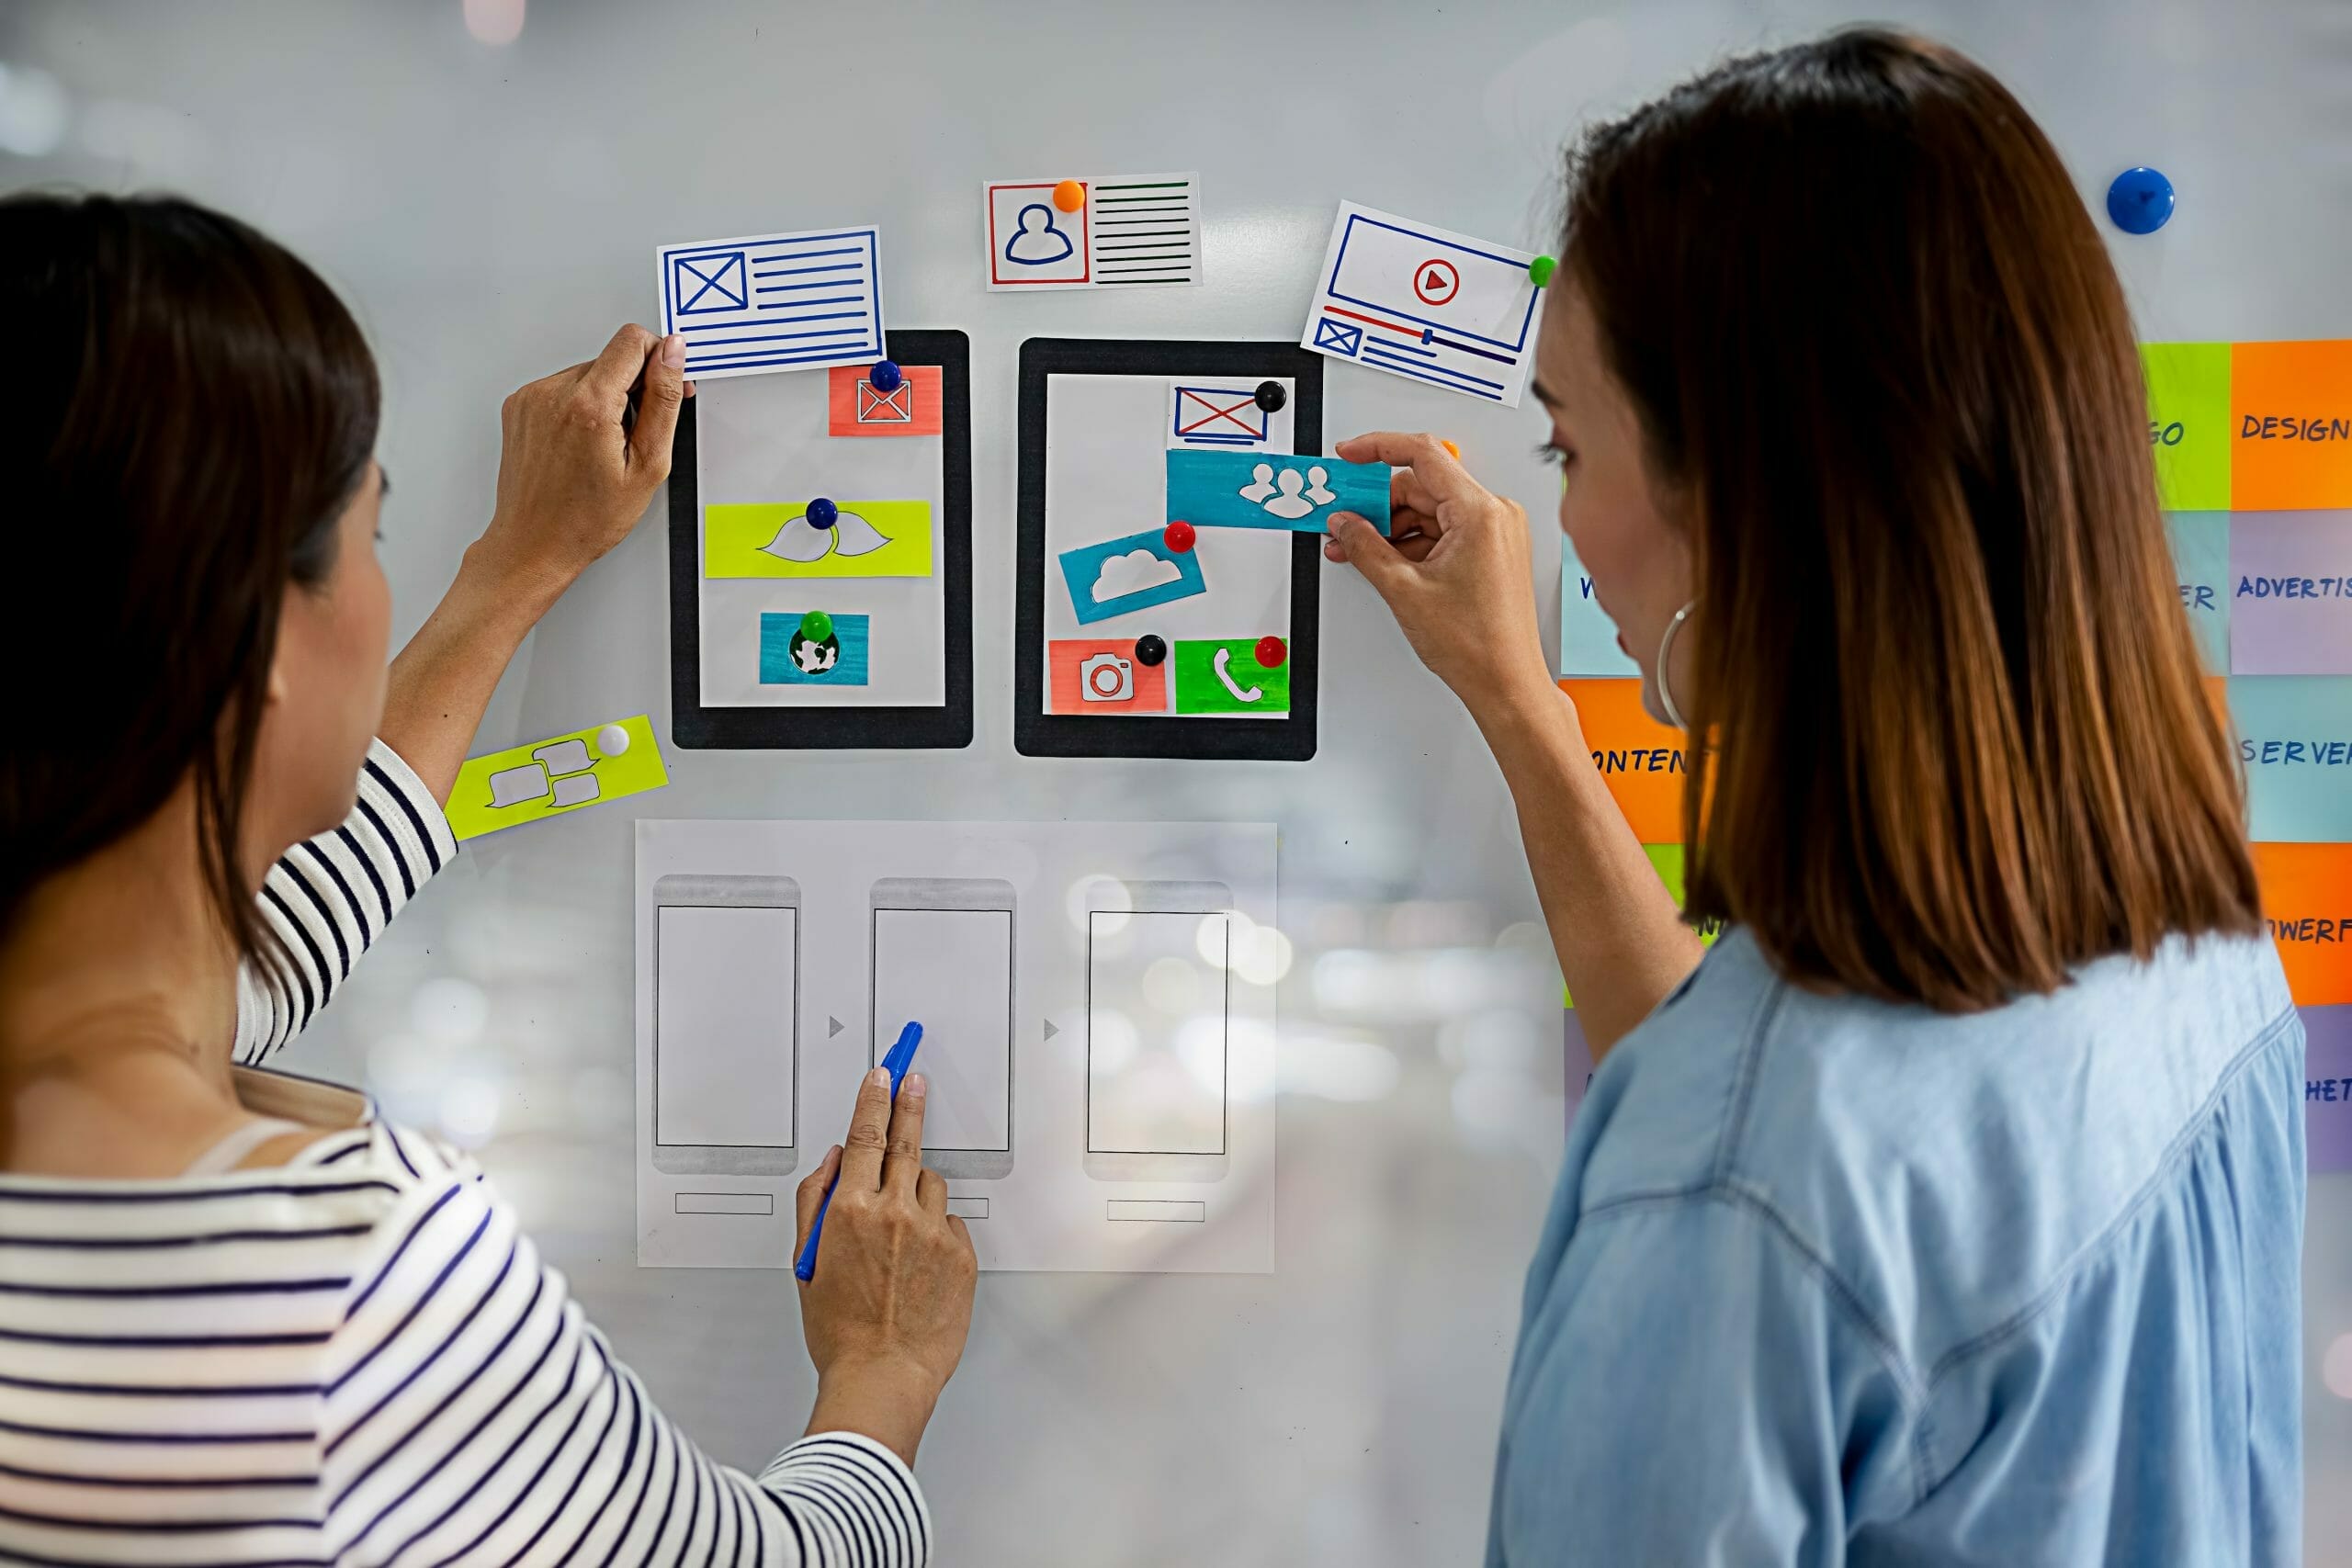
[{"left": 0, "top": 785, "right": 250, "bottom": 1177}]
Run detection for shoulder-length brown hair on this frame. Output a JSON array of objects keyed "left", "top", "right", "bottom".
[{"left": 1564, "top": 29, "right": 2259, "bottom": 1011}]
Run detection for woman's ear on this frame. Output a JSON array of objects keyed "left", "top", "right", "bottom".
[{"left": 264, "top": 600, "right": 293, "bottom": 707}]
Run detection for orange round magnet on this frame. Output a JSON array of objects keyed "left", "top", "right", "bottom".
[{"left": 1052, "top": 179, "right": 1085, "bottom": 213}]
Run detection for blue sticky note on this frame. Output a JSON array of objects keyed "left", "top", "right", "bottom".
[
  {"left": 1057, "top": 528, "right": 1209, "bottom": 626},
  {"left": 2165, "top": 512, "right": 2231, "bottom": 675},
  {"left": 1164, "top": 449, "right": 1390, "bottom": 535},
  {"left": 1559, "top": 539, "right": 1638, "bottom": 677},
  {"left": 760, "top": 612, "right": 870, "bottom": 684},
  {"left": 2231, "top": 674, "right": 2352, "bottom": 840}
]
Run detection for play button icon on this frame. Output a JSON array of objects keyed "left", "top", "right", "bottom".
[{"left": 1412, "top": 257, "right": 1461, "bottom": 306}]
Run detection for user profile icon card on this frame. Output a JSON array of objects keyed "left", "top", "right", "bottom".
[
  {"left": 1056, "top": 527, "right": 1208, "bottom": 626},
  {"left": 1048, "top": 639, "right": 1170, "bottom": 714}
]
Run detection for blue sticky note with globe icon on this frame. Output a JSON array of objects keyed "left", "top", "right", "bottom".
[{"left": 759, "top": 612, "right": 871, "bottom": 685}]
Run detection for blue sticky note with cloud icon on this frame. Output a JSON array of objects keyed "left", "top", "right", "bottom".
[{"left": 1057, "top": 528, "right": 1208, "bottom": 626}]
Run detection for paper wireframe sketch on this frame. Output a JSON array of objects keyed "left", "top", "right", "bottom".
[
  {"left": 983, "top": 173, "right": 1200, "bottom": 291},
  {"left": 1299, "top": 201, "right": 1545, "bottom": 406},
  {"left": 657, "top": 225, "right": 887, "bottom": 380}
]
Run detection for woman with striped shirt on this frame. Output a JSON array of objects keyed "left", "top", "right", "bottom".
[{"left": 0, "top": 194, "right": 973, "bottom": 1563}]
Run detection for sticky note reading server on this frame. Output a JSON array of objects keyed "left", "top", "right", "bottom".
[
  {"left": 447, "top": 716, "right": 669, "bottom": 841},
  {"left": 1164, "top": 449, "right": 1389, "bottom": 535}
]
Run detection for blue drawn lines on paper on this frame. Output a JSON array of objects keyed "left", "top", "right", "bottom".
[
  {"left": 658, "top": 226, "right": 887, "bottom": 379},
  {"left": 1171, "top": 386, "right": 1269, "bottom": 447},
  {"left": 1312, "top": 317, "right": 1364, "bottom": 357},
  {"left": 1004, "top": 204, "right": 1076, "bottom": 265}
]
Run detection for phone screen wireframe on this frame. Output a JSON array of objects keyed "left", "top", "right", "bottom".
[
  {"left": 1084, "top": 879, "right": 1231, "bottom": 1183},
  {"left": 650, "top": 874, "right": 799, "bottom": 1176},
  {"left": 868, "top": 877, "right": 1016, "bottom": 1179}
]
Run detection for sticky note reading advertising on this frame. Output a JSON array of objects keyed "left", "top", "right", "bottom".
[
  {"left": 2227, "top": 510, "right": 2352, "bottom": 675},
  {"left": 1173, "top": 638, "right": 1290, "bottom": 716},
  {"left": 2252, "top": 843, "right": 2352, "bottom": 1006},
  {"left": 1561, "top": 539, "right": 1639, "bottom": 677},
  {"left": 2306, "top": 1005, "right": 2352, "bottom": 1175},
  {"left": 447, "top": 716, "right": 667, "bottom": 841},
  {"left": 2165, "top": 513, "right": 2233, "bottom": 675},
  {"left": 826, "top": 365, "right": 943, "bottom": 437},
  {"left": 2229, "top": 339, "right": 2352, "bottom": 511},
  {"left": 703, "top": 502, "right": 933, "bottom": 580},
  {"left": 1300, "top": 201, "right": 1545, "bottom": 406},
  {"left": 1164, "top": 449, "right": 1391, "bottom": 535},
  {"left": 2142, "top": 343, "right": 2232, "bottom": 513},
  {"left": 1560, "top": 679, "right": 1688, "bottom": 843},
  {"left": 758, "top": 612, "right": 870, "bottom": 685},
  {"left": 656, "top": 226, "right": 886, "bottom": 380},
  {"left": 2229, "top": 675, "right": 2352, "bottom": 841},
  {"left": 1056, "top": 527, "right": 1209, "bottom": 626},
  {"left": 1048, "top": 638, "right": 1170, "bottom": 713},
  {"left": 982, "top": 172, "right": 1201, "bottom": 291}
]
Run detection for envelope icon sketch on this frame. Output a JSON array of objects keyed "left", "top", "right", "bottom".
[
  {"left": 1173, "top": 386, "right": 1266, "bottom": 443},
  {"left": 671, "top": 250, "right": 749, "bottom": 315},
  {"left": 1313, "top": 317, "right": 1364, "bottom": 356},
  {"left": 858, "top": 379, "right": 913, "bottom": 423}
]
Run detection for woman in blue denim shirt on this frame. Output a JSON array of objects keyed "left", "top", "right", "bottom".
[{"left": 1326, "top": 28, "right": 2304, "bottom": 1567}]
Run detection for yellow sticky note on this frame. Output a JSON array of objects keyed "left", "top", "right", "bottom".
[
  {"left": 445, "top": 715, "right": 668, "bottom": 841},
  {"left": 704, "top": 501, "right": 933, "bottom": 579}
]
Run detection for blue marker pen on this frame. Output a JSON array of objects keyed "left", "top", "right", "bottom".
[{"left": 795, "top": 1021, "right": 923, "bottom": 1282}]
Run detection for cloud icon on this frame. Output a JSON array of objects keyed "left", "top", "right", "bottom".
[{"left": 1091, "top": 548, "right": 1182, "bottom": 604}]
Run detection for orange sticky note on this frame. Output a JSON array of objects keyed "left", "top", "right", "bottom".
[
  {"left": 2228, "top": 340, "right": 2352, "bottom": 510},
  {"left": 2253, "top": 842, "right": 2352, "bottom": 1005},
  {"left": 827, "top": 364, "right": 944, "bottom": 437},
  {"left": 1561, "top": 678, "right": 1688, "bottom": 842}
]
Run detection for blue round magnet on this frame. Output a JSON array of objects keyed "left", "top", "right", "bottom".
[
  {"left": 868, "top": 359, "right": 902, "bottom": 393},
  {"left": 2106, "top": 166, "right": 2175, "bottom": 235},
  {"left": 807, "top": 497, "right": 838, "bottom": 529}
]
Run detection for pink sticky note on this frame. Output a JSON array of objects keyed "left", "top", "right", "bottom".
[
  {"left": 2228, "top": 510, "right": 2352, "bottom": 674},
  {"left": 2309, "top": 1005, "right": 2352, "bottom": 1175}
]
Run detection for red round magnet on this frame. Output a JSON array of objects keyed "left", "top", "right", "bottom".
[
  {"left": 1163, "top": 520, "right": 1196, "bottom": 553},
  {"left": 1255, "top": 635, "right": 1288, "bottom": 669}
]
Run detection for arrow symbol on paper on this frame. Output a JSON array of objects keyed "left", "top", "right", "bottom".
[
  {"left": 1043, "top": 1020, "right": 1058, "bottom": 1040},
  {"left": 828, "top": 1017, "right": 843, "bottom": 1038}
]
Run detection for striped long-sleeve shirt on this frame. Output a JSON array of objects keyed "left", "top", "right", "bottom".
[{"left": 0, "top": 741, "right": 933, "bottom": 1565}]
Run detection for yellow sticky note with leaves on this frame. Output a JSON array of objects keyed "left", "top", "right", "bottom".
[{"left": 445, "top": 715, "right": 668, "bottom": 841}]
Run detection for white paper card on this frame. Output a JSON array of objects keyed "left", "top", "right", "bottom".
[{"left": 1298, "top": 200, "right": 1545, "bottom": 406}]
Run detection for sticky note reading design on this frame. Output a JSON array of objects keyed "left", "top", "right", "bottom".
[
  {"left": 2252, "top": 842, "right": 2352, "bottom": 1006},
  {"left": 1164, "top": 449, "right": 1390, "bottom": 535},
  {"left": 1300, "top": 201, "right": 1546, "bottom": 406},
  {"left": 759, "top": 612, "right": 870, "bottom": 685},
  {"left": 2230, "top": 339, "right": 2352, "bottom": 511},
  {"left": 827, "top": 365, "right": 943, "bottom": 437},
  {"left": 1056, "top": 528, "right": 1208, "bottom": 626},
  {"left": 1048, "top": 639, "right": 1170, "bottom": 713},
  {"left": 656, "top": 226, "right": 886, "bottom": 381},
  {"left": 983, "top": 173, "right": 1201, "bottom": 291},
  {"left": 2230, "top": 674, "right": 2352, "bottom": 840},
  {"left": 2227, "top": 511, "right": 2352, "bottom": 674},
  {"left": 1172, "top": 639, "right": 1290, "bottom": 716},
  {"left": 447, "top": 715, "right": 668, "bottom": 841},
  {"left": 704, "top": 502, "right": 933, "bottom": 580},
  {"left": 2142, "top": 343, "right": 2232, "bottom": 513},
  {"left": 1561, "top": 679, "right": 1688, "bottom": 842}
]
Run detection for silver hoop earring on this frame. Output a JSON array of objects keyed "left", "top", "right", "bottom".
[{"left": 1655, "top": 600, "right": 1697, "bottom": 731}]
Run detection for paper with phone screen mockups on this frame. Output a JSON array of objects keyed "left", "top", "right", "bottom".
[
  {"left": 634, "top": 818, "right": 1274, "bottom": 1273},
  {"left": 1299, "top": 201, "right": 1545, "bottom": 406}
]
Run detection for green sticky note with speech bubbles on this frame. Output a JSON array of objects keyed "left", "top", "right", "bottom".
[{"left": 445, "top": 715, "right": 669, "bottom": 841}]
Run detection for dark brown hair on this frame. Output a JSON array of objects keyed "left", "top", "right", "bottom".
[
  {"left": 0, "top": 194, "right": 379, "bottom": 981},
  {"left": 1563, "top": 30, "right": 2259, "bottom": 1010}
]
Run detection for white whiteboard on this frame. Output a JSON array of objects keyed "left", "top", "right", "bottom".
[{"left": 9, "top": 0, "right": 2343, "bottom": 1559}]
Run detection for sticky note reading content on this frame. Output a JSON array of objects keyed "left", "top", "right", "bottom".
[
  {"left": 1560, "top": 679, "right": 1688, "bottom": 842},
  {"left": 447, "top": 715, "right": 668, "bottom": 841}
]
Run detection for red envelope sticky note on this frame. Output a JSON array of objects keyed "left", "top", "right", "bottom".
[
  {"left": 828, "top": 365, "right": 943, "bottom": 437},
  {"left": 1050, "top": 639, "right": 1169, "bottom": 714}
]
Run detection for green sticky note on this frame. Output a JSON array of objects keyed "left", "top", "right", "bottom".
[
  {"left": 2141, "top": 343, "right": 2231, "bottom": 512},
  {"left": 445, "top": 715, "right": 669, "bottom": 841},
  {"left": 1171, "top": 638, "right": 1290, "bottom": 716},
  {"left": 1563, "top": 844, "right": 1720, "bottom": 1007},
  {"left": 703, "top": 501, "right": 933, "bottom": 579}
]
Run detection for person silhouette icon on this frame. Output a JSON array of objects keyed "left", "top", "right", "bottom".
[
  {"left": 1238, "top": 462, "right": 1277, "bottom": 503},
  {"left": 1004, "top": 203, "right": 1074, "bottom": 265},
  {"left": 1304, "top": 465, "right": 1336, "bottom": 506},
  {"left": 1261, "top": 468, "right": 1316, "bottom": 520}
]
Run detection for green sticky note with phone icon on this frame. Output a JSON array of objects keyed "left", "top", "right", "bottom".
[{"left": 1171, "top": 639, "right": 1290, "bottom": 716}]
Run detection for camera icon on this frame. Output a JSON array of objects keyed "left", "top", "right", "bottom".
[{"left": 1080, "top": 652, "right": 1133, "bottom": 703}]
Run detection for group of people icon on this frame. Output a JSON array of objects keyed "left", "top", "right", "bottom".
[{"left": 1238, "top": 462, "right": 1337, "bottom": 520}]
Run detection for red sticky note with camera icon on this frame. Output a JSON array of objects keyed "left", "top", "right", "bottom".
[{"left": 1049, "top": 639, "right": 1169, "bottom": 714}]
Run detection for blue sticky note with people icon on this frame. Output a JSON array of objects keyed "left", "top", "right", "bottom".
[{"left": 1164, "top": 449, "right": 1391, "bottom": 536}]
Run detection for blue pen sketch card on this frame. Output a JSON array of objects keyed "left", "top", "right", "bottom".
[
  {"left": 656, "top": 225, "right": 887, "bottom": 380},
  {"left": 1298, "top": 201, "right": 1545, "bottom": 406},
  {"left": 1057, "top": 527, "right": 1209, "bottom": 625}
]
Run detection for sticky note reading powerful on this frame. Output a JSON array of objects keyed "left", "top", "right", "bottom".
[
  {"left": 447, "top": 716, "right": 667, "bottom": 841},
  {"left": 1163, "top": 449, "right": 1389, "bottom": 535},
  {"left": 2229, "top": 339, "right": 2352, "bottom": 511},
  {"left": 2252, "top": 842, "right": 2352, "bottom": 1006}
]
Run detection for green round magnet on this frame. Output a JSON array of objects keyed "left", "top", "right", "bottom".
[
  {"left": 799, "top": 610, "right": 834, "bottom": 643},
  {"left": 1528, "top": 254, "right": 1557, "bottom": 288}
]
